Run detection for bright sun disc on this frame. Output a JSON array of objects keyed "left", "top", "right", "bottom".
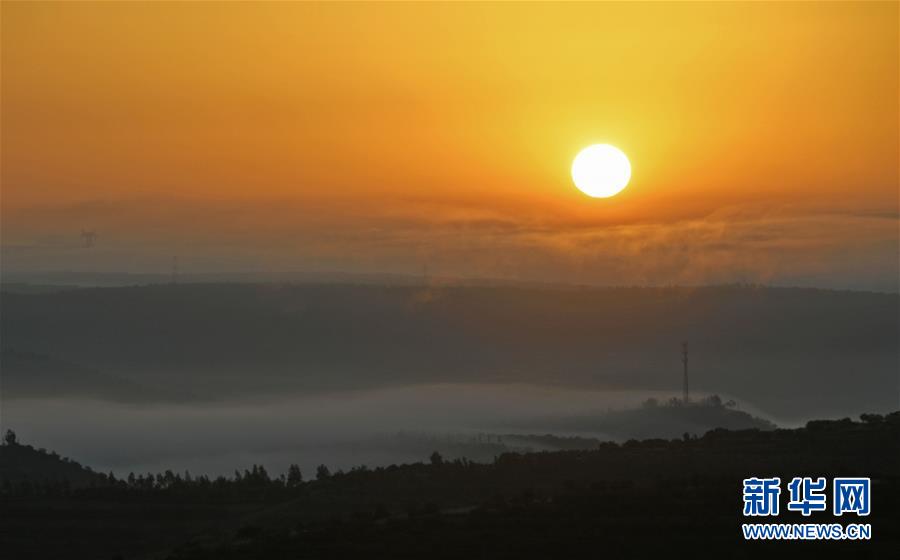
[{"left": 571, "top": 144, "right": 631, "bottom": 198}]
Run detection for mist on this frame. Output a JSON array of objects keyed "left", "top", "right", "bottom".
[{"left": 2, "top": 384, "right": 704, "bottom": 478}]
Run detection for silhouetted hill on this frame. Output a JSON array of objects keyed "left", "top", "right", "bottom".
[
  {"left": 2, "top": 284, "right": 897, "bottom": 418},
  {"left": 1, "top": 413, "right": 897, "bottom": 559},
  {"left": 160, "top": 412, "right": 900, "bottom": 559},
  {"left": 0, "top": 435, "right": 102, "bottom": 489}
]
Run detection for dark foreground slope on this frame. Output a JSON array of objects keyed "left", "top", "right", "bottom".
[
  {"left": 1, "top": 413, "right": 898, "bottom": 559},
  {"left": 2, "top": 284, "right": 897, "bottom": 419},
  {"left": 0, "top": 433, "right": 102, "bottom": 490}
]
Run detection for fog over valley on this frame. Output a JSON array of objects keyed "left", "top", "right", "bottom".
[{"left": 3, "top": 386, "right": 691, "bottom": 477}]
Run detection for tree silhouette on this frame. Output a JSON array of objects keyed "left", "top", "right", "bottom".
[
  {"left": 860, "top": 413, "right": 884, "bottom": 424},
  {"left": 287, "top": 464, "right": 303, "bottom": 487},
  {"left": 4, "top": 429, "right": 17, "bottom": 446},
  {"left": 316, "top": 464, "right": 331, "bottom": 480}
]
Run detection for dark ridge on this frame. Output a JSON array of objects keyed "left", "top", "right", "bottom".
[{"left": 1, "top": 413, "right": 898, "bottom": 559}]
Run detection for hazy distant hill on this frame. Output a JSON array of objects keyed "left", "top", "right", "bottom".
[
  {"left": 514, "top": 396, "right": 777, "bottom": 440},
  {"left": 1, "top": 283, "right": 897, "bottom": 419},
  {"left": 1, "top": 350, "right": 195, "bottom": 403}
]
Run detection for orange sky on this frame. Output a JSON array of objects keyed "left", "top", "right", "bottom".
[{"left": 2, "top": 2, "right": 898, "bottom": 289}]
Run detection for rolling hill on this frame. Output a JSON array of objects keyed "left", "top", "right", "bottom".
[{"left": 1, "top": 283, "right": 896, "bottom": 419}]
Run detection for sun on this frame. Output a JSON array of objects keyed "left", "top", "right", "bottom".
[{"left": 571, "top": 144, "right": 631, "bottom": 198}]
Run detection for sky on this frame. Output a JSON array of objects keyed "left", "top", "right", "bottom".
[{"left": 2, "top": 2, "right": 898, "bottom": 290}]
